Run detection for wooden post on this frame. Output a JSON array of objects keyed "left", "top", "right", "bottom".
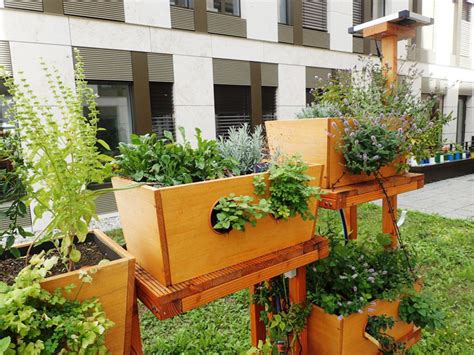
[
  {"left": 381, "top": 35, "right": 398, "bottom": 88},
  {"left": 289, "top": 267, "right": 308, "bottom": 355},
  {"left": 382, "top": 195, "right": 398, "bottom": 248},
  {"left": 249, "top": 284, "right": 267, "bottom": 347},
  {"left": 130, "top": 293, "right": 143, "bottom": 355},
  {"left": 344, "top": 205, "right": 358, "bottom": 240}
]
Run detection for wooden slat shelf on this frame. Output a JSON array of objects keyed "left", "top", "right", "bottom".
[
  {"left": 319, "top": 173, "right": 424, "bottom": 210},
  {"left": 135, "top": 236, "right": 329, "bottom": 320}
]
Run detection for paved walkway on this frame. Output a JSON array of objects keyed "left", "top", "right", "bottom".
[{"left": 376, "top": 174, "right": 474, "bottom": 220}]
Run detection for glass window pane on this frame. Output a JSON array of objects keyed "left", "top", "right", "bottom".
[
  {"left": 0, "top": 81, "right": 13, "bottom": 129},
  {"left": 87, "top": 82, "right": 133, "bottom": 155},
  {"left": 279, "top": 0, "right": 291, "bottom": 24},
  {"left": 171, "top": 0, "right": 194, "bottom": 9},
  {"left": 207, "top": 0, "right": 221, "bottom": 13}
]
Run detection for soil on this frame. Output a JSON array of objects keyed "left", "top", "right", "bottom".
[{"left": 0, "top": 241, "right": 107, "bottom": 285}]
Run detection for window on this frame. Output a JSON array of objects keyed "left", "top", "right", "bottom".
[
  {"left": 150, "top": 82, "right": 175, "bottom": 139},
  {"left": 462, "top": 1, "right": 472, "bottom": 22},
  {"left": 302, "top": 0, "right": 327, "bottom": 32},
  {"left": 170, "top": 0, "right": 194, "bottom": 9},
  {"left": 214, "top": 85, "right": 250, "bottom": 137},
  {"left": 278, "top": 0, "right": 292, "bottom": 25},
  {"left": 457, "top": 96, "right": 468, "bottom": 145},
  {"left": 373, "top": 0, "right": 385, "bottom": 19},
  {"left": 353, "top": 0, "right": 363, "bottom": 26},
  {"left": 262, "top": 87, "right": 277, "bottom": 121},
  {"left": 207, "top": 0, "right": 240, "bottom": 16},
  {"left": 87, "top": 82, "right": 133, "bottom": 155},
  {"left": 0, "top": 81, "right": 12, "bottom": 130}
]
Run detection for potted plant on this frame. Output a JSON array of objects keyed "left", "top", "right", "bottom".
[
  {"left": 454, "top": 145, "right": 463, "bottom": 160},
  {"left": 266, "top": 59, "right": 452, "bottom": 189},
  {"left": 0, "top": 52, "right": 135, "bottom": 353},
  {"left": 434, "top": 151, "right": 444, "bottom": 164},
  {"left": 113, "top": 125, "right": 323, "bottom": 286},
  {"left": 305, "top": 233, "right": 444, "bottom": 354}
]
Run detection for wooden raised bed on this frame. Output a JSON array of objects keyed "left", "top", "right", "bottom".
[
  {"left": 308, "top": 293, "right": 421, "bottom": 354},
  {"left": 265, "top": 118, "right": 403, "bottom": 189},
  {"left": 15, "top": 230, "right": 135, "bottom": 355},
  {"left": 112, "top": 164, "right": 323, "bottom": 286}
]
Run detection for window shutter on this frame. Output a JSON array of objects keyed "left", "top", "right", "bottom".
[
  {"left": 95, "top": 192, "right": 118, "bottom": 215},
  {"left": 150, "top": 82, "right": 175, "bottom": 138},
  {"left": 0, "top": 41, "right": 12, "bottom": 74},
  {"left": 4, "top": 0, "right": 43, "bottom": 12},
  {"left": 75, "top": 47, "right": 133, "bottom": 82},
  {"left": 207, "top": 12, "right": 247, "bottom": 38},
  {"left": 306, "top": 67, "right": 332, "bottom": 88},
  {"left": 0, "top": 204, "right": 32, "bottom": 229},
  {"left": 214, "top": 85, "right": 251, "bottom": 137},
  {"left": 148, "top": 53, "right": 174, "bottom": 83},
  {"left": 261, "top": 64, "right": 278, "bottom": 87},
  {"left": 262, "top": 87, "right": 277, "bottom": 121},
  {"left": 170, "top": 6, "right": 196, "bottom": 31},
  {"left": 302, "top": 0, "right": 327, "bottom": 32},
  {"left": 353, "top": 0, "right": 363, "bottom": 26},
  {"left": 64, "top": 0, "right": 125, "bottom": 22},
  {"left": 213, "top": 59, "right": 251, "bottom": 86}
]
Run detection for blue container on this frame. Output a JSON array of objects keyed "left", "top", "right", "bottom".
[
  {"left": 467, "top": 151, "right": 471, "bottom": 159},
  {"left": 454, "top": 152, "right": 462, "bottom": 160},
  {"left": 445, "top": 154, "right": 453, "bottom": 161}
]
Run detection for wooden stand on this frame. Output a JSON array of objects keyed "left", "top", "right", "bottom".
[
  {"left": 130, "top": 236, "right": 329, "bottom": 354},
  {"left": 319, "top": 173, "right": 424, "bottom": 246}
]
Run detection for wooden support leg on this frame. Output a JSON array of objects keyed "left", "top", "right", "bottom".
[
  {"left": 382, "top": 195, "right": 398, "bottom": 249},
  {"left": 344, "top": 205, "right": 358, "bottom": 240},
  {"left": 249, "top": 284, "right": 266, "bottom": 347},
  {"left": 130, "top": 293, "right": 143, "bottom": 355},
  {"left": 289, "top": 267, "right": 308, "bottom": 355}
]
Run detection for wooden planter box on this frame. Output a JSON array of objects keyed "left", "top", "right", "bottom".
[
  {"left": 265, "top": 118, "right": 403, "bottom": 189},
  {"left": 308, "top": 297, "right": 421, "bottom": 354},
  {"left": 112, "top": 165, "right": 323, "bottom": 286},
  {"left": 13, "top": 230, "right": 135, "bottom": 355}
]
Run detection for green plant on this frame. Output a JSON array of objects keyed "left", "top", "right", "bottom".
[
  {"left": 0, "top": 50, "right": 115, "bottom": 270},
  {"left": 399, "top": 292, "right": 445, "bottom": 330},
  {"left": 218, "top": 123, "right": 265, "bottom": 175},
  {"left": 212, "top": 194, "right": 271, "bottom": 232},
  {"left": 267, "top": 156, "right": 320, "bottom": 220},
  {"left": 366, "top": 315, "right": 405, "bottom": 354},
  {"left": 0, "top": 253, "right": 113, "bottom": 354},
  {"left": 252, "top": 174, "right": 267, "bottom": 196},
  {"left": 116, "top": 128, "right": 238, "bottom": 186},
  {"left": 297, "top": 102, "right": 341, "bottom": 118}
]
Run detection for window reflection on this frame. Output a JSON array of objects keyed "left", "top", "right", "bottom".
[
  {"left": 207, "top": 0, "right": 240, "bottom": 16},
  {"left": 170, "top": 0, "right": 194, "bottom": 9}
]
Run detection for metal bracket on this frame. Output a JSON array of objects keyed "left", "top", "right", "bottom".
[{"left": 284, "top": 269, "right": 297, "bottom": 279}]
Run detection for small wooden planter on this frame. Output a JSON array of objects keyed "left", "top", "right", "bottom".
[
  {"left": 112, "top": 165, "right": 323, "bottom": 286},
  {"left": 16, "top": 230, "right": 135, "bottom": 355},
  {"left": 307, "top": 297, "right": 420, "bottom": 354},
  {"left": 265, "top": 118, "right": 403, "bottom": 189}
]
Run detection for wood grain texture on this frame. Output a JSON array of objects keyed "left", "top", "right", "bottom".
[
  {"left": 113, "top": 164, "right": 323, "bottom": 286},
  {"left": 307, "top": 289, "right": 420, "bottom": 354},
  {"left": 265, "top": 118, "right": 403, "bottom": 189},
  {"left": 41, "top": 230, "right": 135, "bottom": 355},
  {"left": 249, "top": 284, "right": 267, "bottom": 346},
  {"left": 289, "top": 267, "right": 308, "bottom": 355}
]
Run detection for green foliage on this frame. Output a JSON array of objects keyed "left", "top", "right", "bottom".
[
  {"left": 0, "top": 132, "right": 33, "bottom": 256},
  {"left": 339, "top": 119, "right": 401, "bottom": 175},
  {"left": 0, "top": 253, "right": 113, "bottom": 354},
  {"left": 268, "top": 156, "right": 320, "bottom": 220},
  {"left": 0, "top": 50, "right": 114, "bottom": 268},
  {"left": 366, "top": 315, "right": 405, "bottom": 354},
  {"left": 116, "top": 128, "right": 238, "bottom": 186},
  {"left": 399, "top": 292, "right": 445, "bottom": 330},
  {"left": 307, "top": 232, "right": 416, "bottom": 316},
  {"left": 218, "top": 124, "right": 265, "bottom": 175},
  {"left": 297, "top": 102, "right": 341, "bottom": 118},
  {"left": 212, "top": 194, "right": 271, "bottom": 232},
  {"left": 252, "top": 174, "right": 266, "bottom": 196}
]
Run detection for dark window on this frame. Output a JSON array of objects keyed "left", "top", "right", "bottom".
[
  {"left": 171, "top": 0, "right": 194, "bottom": 9},
  {"left": 207, "top": 0, "right": 241, "bottom": 16},
  {"left": 278, "top": 0, "right": 292, "bottom": 25},
  {"left": 214, "top": 85, "right": 250, "bottom": 137},
  {"left": 457, "top": 96, "right": 468, "bottom": 145},
  {"left": 462, "top": 1, "right": 472, "bottom": 22},
  {"left": 262, "top": 87, "right": 277, "bottom": 121},
  {"left": 150, "top": 82, "right": 175, "bottom": 139},
  {"left": 87, "top": 82, "right": 133, "bottom": 155},
  {"left": 306, "top": 88, "right": 313, "bottom": 106},
  {"left": 374, "top": 0, "right": 386, "bottom": 19},
  {"left": 0, "top": 81, "right": 12, "bottom": 130}
]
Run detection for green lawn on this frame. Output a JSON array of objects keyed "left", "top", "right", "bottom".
[{"left": 109, "top": 204, "right": 474, "bottom": 354}]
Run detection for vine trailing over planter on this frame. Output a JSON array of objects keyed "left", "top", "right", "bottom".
[{"left": 366, "top": 315, "right": 405, "bottom": 354}]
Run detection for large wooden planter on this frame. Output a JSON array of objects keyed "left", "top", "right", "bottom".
[
  {"left": 14, "top": 230, "right": 135, "bottom": 355},
  {"left": 308, "top": 297, "right": 421, "bottom": 354},
  {"left": 265, "top": 118, "right": 403, "bottom": 189},
  {"left": 112, "top": 165, "right": 323, "bottom": 286}
]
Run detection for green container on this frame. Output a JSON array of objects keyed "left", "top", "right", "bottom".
[{"left": 435, "top": 153, "right": 441, "bottom": 163}]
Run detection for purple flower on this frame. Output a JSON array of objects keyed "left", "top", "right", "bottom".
[
  {"left": 398, "top": 128, "right": 403, "bottom": 135},
  {"left": 331, "top": 121, "right": 338, "bottom": 129},
  {"left": 353, "top": 119, "right": 359, "bottom": 126},
  {"left": 344, "top": 128, "right": 350, "bottom": 135},
  {"left": 358, "top": 309, "right": 363, "bottom": 314},
  {"left": 352, "top": 273, "right": 359, "bottom": 279},
  {"left": 353, "top": 286, "right": 358, "bottom": 292},
  {"left": 343, "top": 98, "right": 349, "bottom": 106},
  {"left": 347, "top": 301, "right": 353, "bottom": 305},
  {"left": 368, "top": 308, "right": 375, "bottom": 313},
  {"left": 368, "top": 276, "right": 375, "bottom": 283},
  {"left": 381, "top": 270, "right": 388, "bottom": 275},
  {"left": 372, "top": 155, "right": 380, "bottom": 161},
  {"left": 338, "top": 315, "right": 344, "bottom": 321},
  {"left": 380, "top": 113, "right": 385, "bottom": 119},
  {"left": 340, "top": 275, "right": 348, "bottom": 280},
  {"left": 371, "top": 135, "right": 377, "bottom": 143},
  {"left": 368, "top": 268, "right": 375, "bottom": 273},
  {"left": 363, "top": 153, "right": 368, "bottom": 162}
]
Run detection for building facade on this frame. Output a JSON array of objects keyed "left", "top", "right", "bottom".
[{"left": 0, "top": 0, "right": 473, "bottom": 228}]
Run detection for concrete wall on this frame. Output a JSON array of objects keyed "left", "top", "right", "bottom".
[
  {"left": 124, "top": 0, "right": 171, "bottom": 28},
  {"left": 327, "top": 0, "right": 352, "bottom": 52}
]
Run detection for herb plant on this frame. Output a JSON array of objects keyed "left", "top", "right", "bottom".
[
  {"left": 1, "top": 50, "right": 114, "bottom": 270},
  {"left": 366, "top": 315, "right": 405, "bottom": 354},
  {"left": 399, "top": 292, "right": 445, "bottom": 330},
  {"left": 218, "top": 124, "right": 265, "bottom": 175},
  {"left": 0, "top": 253, "right": 113, "bottom": 354},
  {"left": 297, "top": 102, "right": 341, "bottom": 118},
  {"left": 116, "top": 128, "right": 238, "bottom": 185}
]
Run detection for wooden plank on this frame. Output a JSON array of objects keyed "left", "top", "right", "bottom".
[
  {"left": 130, "top": 290, "right": 143, "bottom": 355},
  {"left": 382, "top": 195, "right": 398, "bottom": 248},
  {"left": 289, "top": 267, "right": 308, "bottom": 355},
  {"left": 249, "top": 284, "right": 267, "bottom": 346},
  {"left": 344, "top": 205, "right": 358, "bottom": 240}
]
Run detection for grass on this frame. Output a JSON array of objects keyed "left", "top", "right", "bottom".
[{"left": 109, "top": 204, "right": 474, "bottom": 354}]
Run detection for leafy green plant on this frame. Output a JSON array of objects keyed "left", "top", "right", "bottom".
[
  {"left": 116, "top": 128, "right": 238, "bottom": 186},
  {"left": 366, "top": 315, "right": 405, "bottom": 354},
  {"left": 218, "top": 123, "right": 265, "bottom": 175},
  {"left": 297, "top": 102, "right": 341, "bottom": 118},
  {"left": 212, "top": 194, "right": 271, "bottom": 232},
  {"left": 0, "top": 50, "right": 115, "bottom": 270},
  {"left": 252, "top": 174, "right": 267, "bottom": 196},
  {"left": 0, "top": 253, "right": 113, "bottom": 354},
  {"left": 267, "top": 156, "right": 320, "bottom": 220},
  {"left": 399, "top": 292, "right": 445, "bottom": 330}
]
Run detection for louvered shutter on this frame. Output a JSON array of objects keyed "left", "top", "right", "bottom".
[
  {"left": 261, "top": 64, "right": 278, "bottom": 87},
  {"left": 214, "top": 85, "right": 251, "bottom": 137},
  {"left": 302, "top": 0, "right": 327, "bottom": 32},
  {"left": 353, "top": 0, "right": 363, "bottom": 26},
  {"left": 148, "top": 53, "right": 174, "bottom": 83},
  {"left": 207, "top": 12, "right": 247, "bottom": 38},
  {"left": 170, "top": 6, "right": 196, "bottom": 31},
  {"left": 0, "top": 42, "right": 12, "bottom": 74},
  {"left": 306, "top": 67, "right": 332, "bottom": 88},
  {"left": 461, "top": 1, "right": 472, "bottom": 57},
  {"left": 150, "top": 82, "right": 175, "bottom": 138},
  {"left": 4, "top": 0, "right": 43, "bottom": 12},
  {"left": 64, "top": 0, "right": 125, "bottom": 22},
  {"left": 75, "top": 47, "right": 133, "bottom": 82},
  {"left": 262, "top": 87, "right": 277, "bottom": 121},
  {"left": 213, "top": 59, "right": 251, "bottom": 86}
]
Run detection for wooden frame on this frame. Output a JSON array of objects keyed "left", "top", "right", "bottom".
[
  {"left": 113, "top": 164, "right": 323, "bottom": 286},
  {"left": 14, "top": 230, "right": 136, "bottom": 355},
  {"left": 265, "top": 118, "right": 403, "bottom": 189}
]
